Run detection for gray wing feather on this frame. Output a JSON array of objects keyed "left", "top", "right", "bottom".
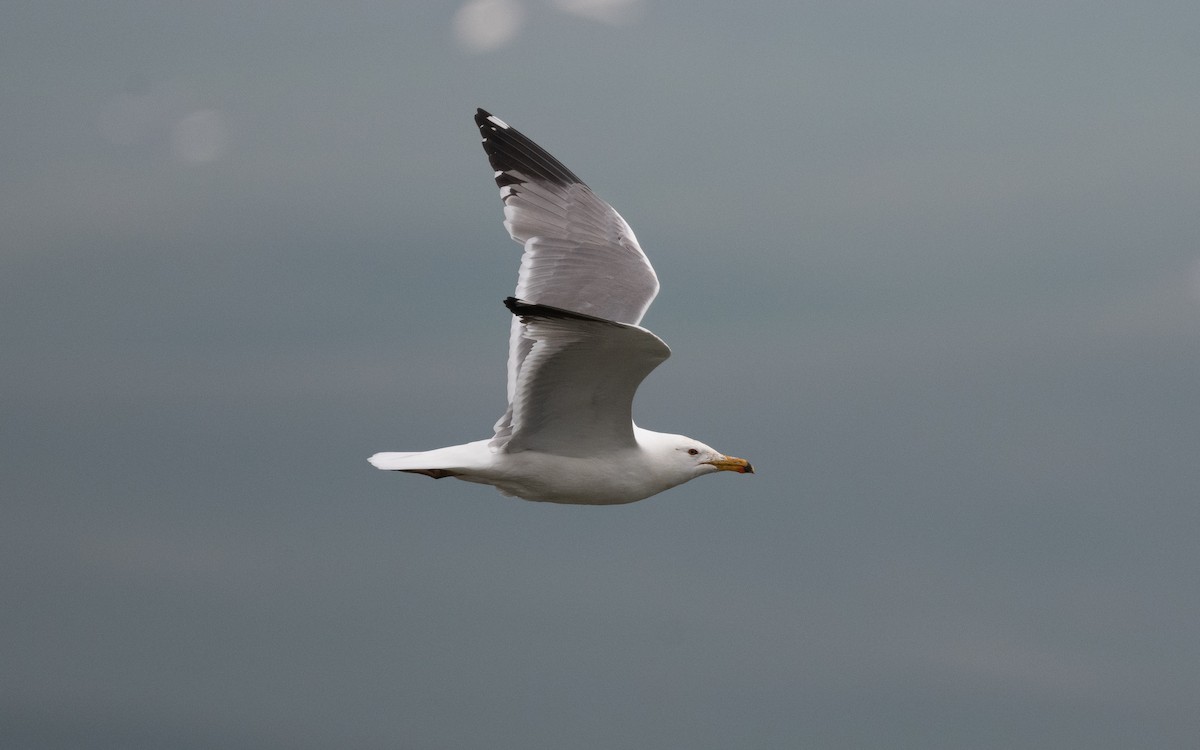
[
  {"left": 475, "top": 110, "right": 662, "bottom": 447},
  {"left": 500, "top": 300, "right": 670, "bottom": 456}
]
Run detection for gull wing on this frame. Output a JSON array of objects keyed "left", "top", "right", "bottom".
[
  {"left": 499, "top": 299, "right": 670, "bottom": 456},
  {"left": 475, "top": 109, "right": 660, "bottom": 323},
  {"left": 475, "top": 110, "right": 661, "bottom": 446}
]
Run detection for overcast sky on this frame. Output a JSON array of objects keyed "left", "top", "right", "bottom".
[{"left": 4, "top": 1, "right": 1199, "bottom": 748}]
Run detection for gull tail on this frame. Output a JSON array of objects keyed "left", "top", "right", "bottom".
[
  {"left": 368, "top": 452, "right": 460, "bottom": 479},
  {"left": 368, "top": 440, "right": 489, "bottom": 479}
]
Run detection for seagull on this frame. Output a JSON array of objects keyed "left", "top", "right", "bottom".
[{"left": 368, "top": 109, "right": 753, "bottom": 504}]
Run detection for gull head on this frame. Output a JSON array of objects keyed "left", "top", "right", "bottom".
[{"left": 636, "top": 428, "right": 754, "bottom": 489}]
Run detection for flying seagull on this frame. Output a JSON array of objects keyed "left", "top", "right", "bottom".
[{"left": 368, "top": 109, "right": 753, "bottom": 504}]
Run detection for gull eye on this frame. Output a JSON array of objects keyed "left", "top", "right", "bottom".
[{"left": 687, "top": 448, "right": 700, "bottom": 456}]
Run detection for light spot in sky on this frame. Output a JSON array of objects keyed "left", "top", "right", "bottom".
[
  {"left": 171, "top": 109, "right": 229, "bottom": 164},
  {"left": 453, "top": 0, "right": 642, "bottom": 53},
  {"left": 97, "top": 81, "right": 228, "bottom": 165},
  {"left": 453, "top": 0, "right": 524, "bottom": 54},
  {"left": 550, "top": 0, "right": 643, "bottom": 25}
]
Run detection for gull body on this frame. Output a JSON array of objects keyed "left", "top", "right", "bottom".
[
  {"left": 373, "top": 426, "right": 748, "bottom": 506},
  {"left": 369, "top": 110, "right": 752, "bottom": 504}
]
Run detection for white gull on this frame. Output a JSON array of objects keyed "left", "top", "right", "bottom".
[{"left": 368, "top": 109, "right": 753, "bottom": 504}]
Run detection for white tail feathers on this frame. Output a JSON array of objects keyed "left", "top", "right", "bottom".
[
  {"left": 368, "top": 452, "right": 423, "bottom": 470},
  {"left": 368, "top": 440, "right": 492, "bottom": 479}
]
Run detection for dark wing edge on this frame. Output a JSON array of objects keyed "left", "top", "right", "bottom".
[
  {"left": 503, "top": 297, "right": 628, "bottom": 327},
  {"left": 476, "top": 108, "right": 584, "bottom": 190}
]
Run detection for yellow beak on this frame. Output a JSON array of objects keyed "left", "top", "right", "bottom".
[{"left": 705, "top": 455, "right": 754, "bottom": 474}]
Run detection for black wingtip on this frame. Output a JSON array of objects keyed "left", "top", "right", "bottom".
[{"left": 475, "top": 111, "right": 584, "bottom": 188}]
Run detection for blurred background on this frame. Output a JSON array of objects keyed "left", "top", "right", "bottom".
[{"left": 3, "top": 1, "right": 1199, "bottom": 747}]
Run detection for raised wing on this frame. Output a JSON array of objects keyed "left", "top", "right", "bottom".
[
  {"left": 499, "top": 298, "right": 670, "bottom": 456},
  {"left": 475, "top": 109, "right": 660, "bottom": 322},
  {"left": 475, "top": 109, "right": 662, "bottom": 446}
]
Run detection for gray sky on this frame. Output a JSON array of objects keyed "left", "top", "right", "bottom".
[{"left": 4, "top": 1, "right": 1199, "bottom": 747}]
